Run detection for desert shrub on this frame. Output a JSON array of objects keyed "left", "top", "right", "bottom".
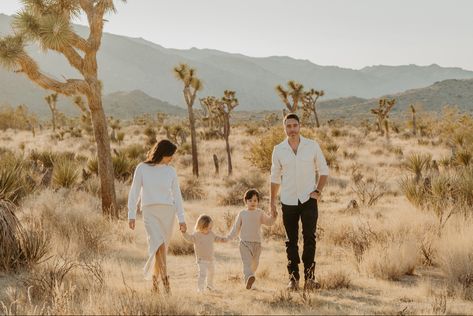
[
  {"left": 52, "top": 159, "right": 80, "bottom": 189},
  {"left": 262, "top": 217, "right": 286, "bottom": 240},
  {"left": 177, "top": 142, "right": 192, "bottom": 155},
  {"left": 180, "top": 177, "right": 207, "bottom": 200},
  {"left": 217, "top": 169, "right": 267, "bottom": 206},
  {"left": 245, "top": 125, "right": 260, "bottom": 136},
  {"left": 121, "top": 144, "right": 147, "bottom": 160},
  {"left": 438, "top": 231, "right": 473, "bottom": 300},
  {"left": 350, "top": 173, "right": 386, "bottom": 207},
  {"left": 168, "top": 233, "right": 194, "bottom": 256},
  {"left": 319, "top": 269, "right": 352, "bottom": 290},
  {"left": 0, "top": 201, "right": 49, "bottom": 272},
  {"left": 361, "top": 240, "right": 418, "bottom": 280},
  {"left": 144, "top": 126, "right": 157, "bottom": 145},
  {"left": 0, "top": 155, "right": 36, "bottom": 204},
  {"left": 87, "top": 157, "right": 99, "bottom": 175},
  {"left": 112, "top": 154, "right": 136, "bottom": 181},
  {"left": 331, "top": 128, "right": 348, "bottom": 137},
  {"left": 245, "top": 126, "right": 285, "bottom": 172},
  {"left": 0, "top": 105, "right": 37, "bottom": 130}
]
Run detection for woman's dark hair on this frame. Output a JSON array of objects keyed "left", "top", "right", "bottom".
[
  {"left": 244, "top": 189, "right": 260, "bottom": 202},
  {"left": 144, "top": 139, "right": 177, "bottom": 165},
  {"left": 283, "top": 113, "right": 300, "bottom": 124}
]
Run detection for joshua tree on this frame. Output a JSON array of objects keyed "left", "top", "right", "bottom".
[
  {"left": 301, "top": 89, "right": 325, "bottom": 128},
  {"left": 109, "top": 116, "right": 121, "bottom": 142},
  {"left": 201, "top": 91, "right": 239, "bottom": 175},
  {"left": 200, "top": 95, "right": 218, "bottom": 132},
  {"left": 410, "top": 104, "right": 417, "bottom": 136},
  {"left": 370, "top": 98, "right": 396, "bottom": 139},
  {"left": 173, "top": 63, "right": 203, "bottom": 177},
  {"left": 0, "top": 0, "right": 124, "bottom": 217},
  {"left": 275, "top": 80, "right": 304, "bottom": 114},
  {"left": 44, "top": 93, "right": 58, "bottom": 132}
]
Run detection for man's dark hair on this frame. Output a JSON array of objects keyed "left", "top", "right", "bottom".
[
  {"left": 244, "top": 189, "right": 260, "bottom": 202},
  {"left": 283, "top": 113, "right": 300, "bottom": 124}
]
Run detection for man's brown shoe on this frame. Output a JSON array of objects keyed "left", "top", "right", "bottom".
[
  {"left": 304, "top": 278, "right": 321, "bottom": 291},
  {"left": 287, "top": 279, "right": 299, "bottom": 291}
]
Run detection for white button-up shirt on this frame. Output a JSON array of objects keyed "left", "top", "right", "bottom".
[{"left": 270, "top": 135, "right": 329, "bottom": 206}]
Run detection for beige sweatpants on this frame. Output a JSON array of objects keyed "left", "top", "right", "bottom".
[
  {"left": 197, "top": 259, "right": 215, "bottom": 291},
  {"left": 239, "top": 241, "right": 262, "bottom": 283}
]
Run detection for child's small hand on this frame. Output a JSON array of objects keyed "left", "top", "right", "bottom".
[
  {"left": 179, "top": 222, "right": 187, "bottom": 233},
  {"left": 128, "top": 219, "right": 135, "bottom": 230}
]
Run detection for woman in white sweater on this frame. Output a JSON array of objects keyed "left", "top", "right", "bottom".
[{"left": 127, "top": 139, "right": 187, "bottom": 294}]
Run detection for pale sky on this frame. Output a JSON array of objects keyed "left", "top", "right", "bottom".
[{"left": 1, "top": 0, "right": 472, "bottom": 70}]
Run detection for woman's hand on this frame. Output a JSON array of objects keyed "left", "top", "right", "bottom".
[
  {"left": 179, "top": 222, "right": 187, "bottom": 233},
  {"left": 129, "top": 219, "right": 135, "bottom": 230}
]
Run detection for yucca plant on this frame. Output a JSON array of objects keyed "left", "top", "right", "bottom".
[
  {"left": 52, "top": 158, "right": 79, "bottom": 189},
  {"left": 404, "top": 152, "right": 432, "bottom": 182},
  {"left": 122, "top": 144, "right": 146, "bottom": 160},
  {"left": 0, "top": 156, "right": 35, "bottom": 205},
  {"left": 399, "top": 176, "right": 426, "bottom": 208},
  {"left": 0, "top": 201, "right": 49, "bottom": 272},
  {"left": 455, "top": 149, "right": 472, "bottom": 167},
  {"left": 112, "top": 154, "right": 135, "bottom": 181},
  {"left": 87, "top": 157, "right": 99, "bottom": 175},
  {"left": 29, "top": 149, "right": 57, "bottom": 168}
]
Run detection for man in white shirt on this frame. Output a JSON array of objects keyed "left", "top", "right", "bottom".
[{"left": 270, "top": 113, "right": 329, "bottom": 291}]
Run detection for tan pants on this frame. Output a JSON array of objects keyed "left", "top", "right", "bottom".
[
  {"left": 197, "top": 259, "right": 215, "bottom": 291},
  {"left": 239, "top": 241, "right": 262, "bottom": 283}
]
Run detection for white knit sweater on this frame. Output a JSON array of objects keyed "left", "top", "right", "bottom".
[{"left": 127, "top": 162, "right": 185, "bottom": 222}]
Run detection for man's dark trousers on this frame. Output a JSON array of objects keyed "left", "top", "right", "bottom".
[{"left": 281, "top": 197, "right": 318, "bottom": 281}]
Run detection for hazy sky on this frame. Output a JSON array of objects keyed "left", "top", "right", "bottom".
[{"left": 1, "top": 0, "right": 472, "bottom": 70}]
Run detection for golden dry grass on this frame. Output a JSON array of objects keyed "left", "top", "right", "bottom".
[{"left": 1, "top": 121, "right": 473, "bottom": 315}]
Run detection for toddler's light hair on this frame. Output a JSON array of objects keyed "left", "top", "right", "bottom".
[{"left": 195, "top": 214, "right": 212, "bottom": 232}]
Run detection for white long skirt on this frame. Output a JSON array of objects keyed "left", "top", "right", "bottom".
[{"left": 142, "top": 204, "right": 176, "bottom": 280}]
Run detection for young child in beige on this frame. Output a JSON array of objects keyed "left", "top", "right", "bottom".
[
  {"left": 226, "top": 189, "right": 277, "bottom": 289},
  {"left": 182, "top": 214, "right": 227, "bottom": 292}
]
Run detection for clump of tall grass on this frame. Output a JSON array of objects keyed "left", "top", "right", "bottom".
[
  {"left": 0, "top": 201, "right": 49, "bottom": 272},
  {"left": 0, "top": 153, "right": 36, "bottom": 204},
  {"left": 361, "top": 240, "right": 418, "bottom": 280},
  {"left": 52, "top": 158, "right": 80, "bottom": 189}
]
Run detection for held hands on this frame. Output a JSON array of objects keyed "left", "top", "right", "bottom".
[
  {"left": 128, "top": 219, "right": 135, "bottom": 230},
  {"left": 179, "top": 222, "right": 187, "bottom": 233}
]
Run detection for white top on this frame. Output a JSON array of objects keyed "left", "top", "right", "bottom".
[
  {"left": 227, "top": 209, "right": 276, "bottom": 243},
  {"left": 182, "top": 231, "right": 226, "bottom": 261},
  {"left": 270, "top": 135, "right": 329, "bottom": 206},
  {"left": 127, "top": 162, "right": 185, "bottom": 222}
]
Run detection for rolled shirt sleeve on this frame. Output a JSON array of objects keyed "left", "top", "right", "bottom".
[
  {"left": 270, "top": 146, "right": 282, "bottom": 184},
  {"left": 172, "top": 170, "right": 186, "bottom": 223},
  {"left": 315, "top": 143, "right": 329, "bottom": 176},
  {"left": 127, "top": 163, "right": 143, "bottom": 220}
]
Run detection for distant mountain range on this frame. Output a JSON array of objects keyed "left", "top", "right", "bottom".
[{"left": 1, "top": 13, "right": 473, "bottom": 118}]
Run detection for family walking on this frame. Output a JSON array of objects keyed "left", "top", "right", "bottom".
[{"left": 127, "top": 113, "right": 329, "bottom": 293}]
